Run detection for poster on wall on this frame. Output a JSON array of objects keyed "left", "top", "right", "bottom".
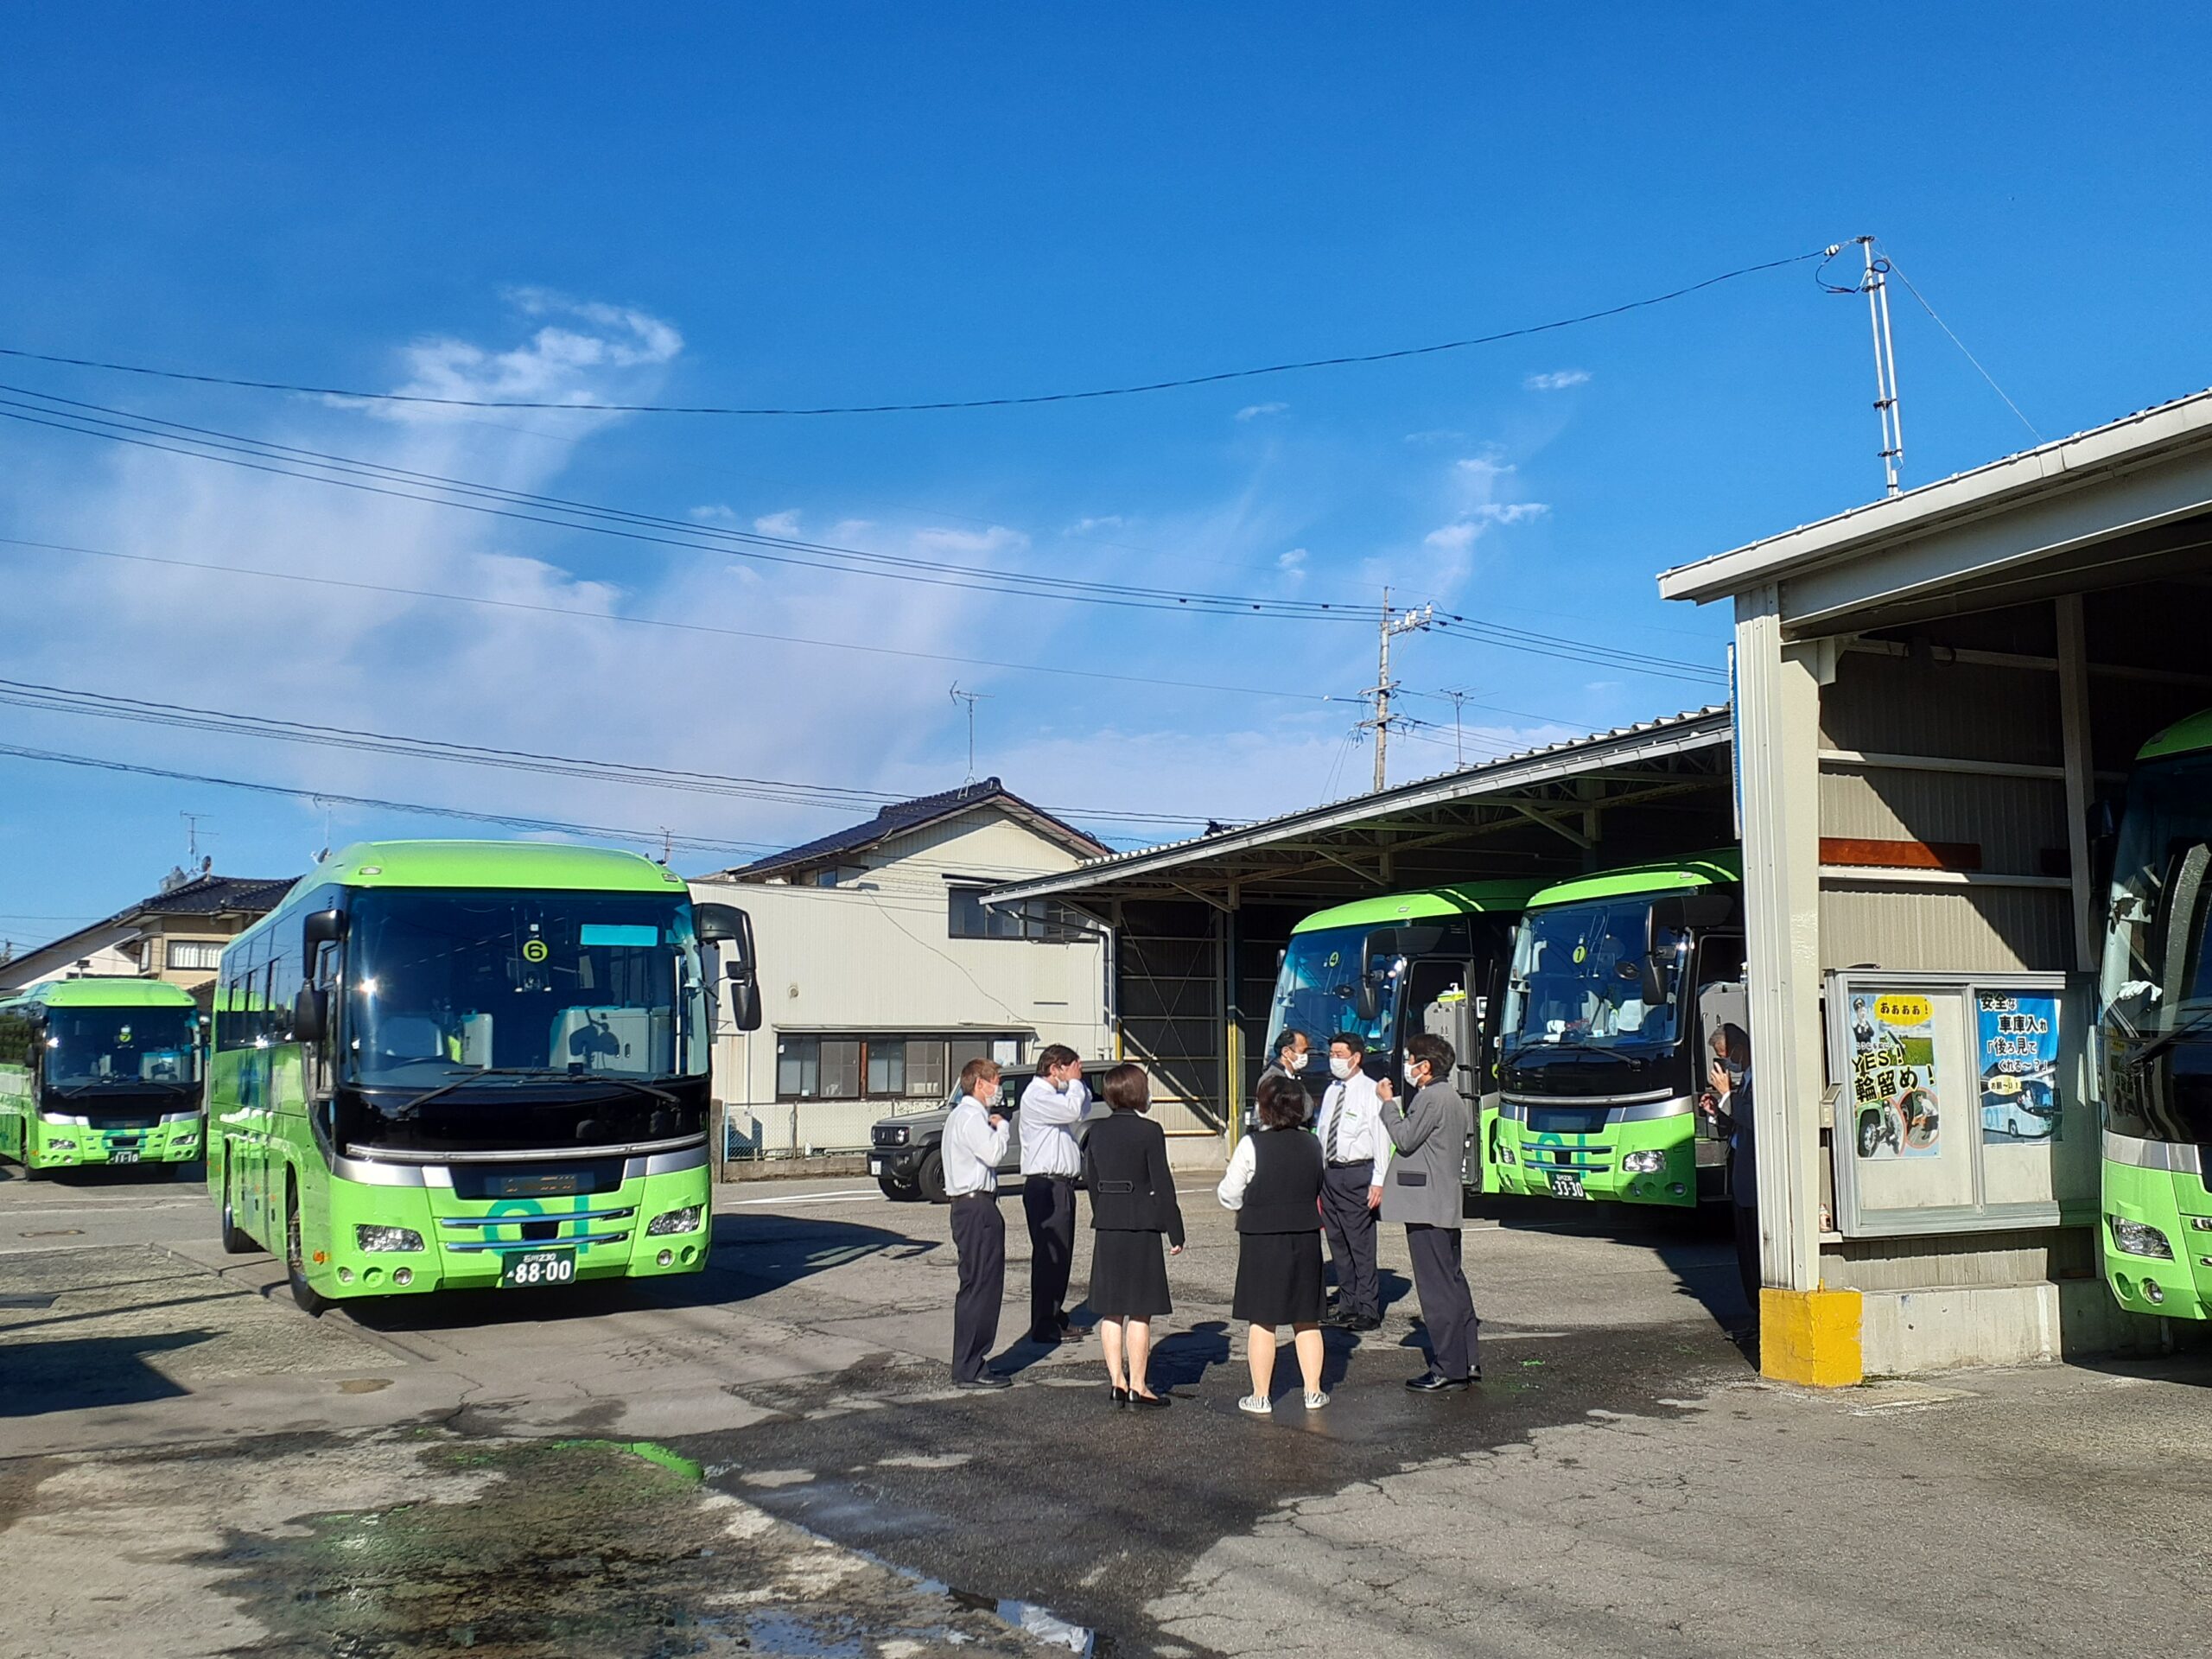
[
  {"left": 1847, "top": 991, "right": 1942, "bottom": 1160},
  {"left": 1977, "top": 992, "right": 2063, "bottom": 1143}
]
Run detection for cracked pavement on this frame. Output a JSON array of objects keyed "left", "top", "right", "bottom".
[{"left": 4, "top": 1166, "right": 2209, "bottom": 1657}]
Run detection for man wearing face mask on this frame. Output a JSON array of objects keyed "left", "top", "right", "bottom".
[
  {"left": 1314, "top": 1033, "right": 1389, "bottom": 1330},
  {"left": 1251, "top": 1029, "right": 1313, "bottom": 1133},
  {"left": 1384, "top": 1032, "right": 1481, "bottom": 1390},
  {"left": 1699, "top": 1023, "right": 1758, "bottom": 1325},
  {"left": 945, "top": 1056, "right": 1014, "bottom": 1389},
  {"left": 1020, "top": 1045, "right": 1089, "bottom": 1344}
]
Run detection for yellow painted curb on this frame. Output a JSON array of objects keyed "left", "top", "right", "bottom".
[{"left": 1758, "top": 1287, "right": 1863, "bottom": 1387}]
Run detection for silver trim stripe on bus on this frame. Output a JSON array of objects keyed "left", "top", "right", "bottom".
[
  {"left": 442, "top": 1231, "right": 632, "bottom": 1253},
  {"left": 2102, "top": 1127, "right": 2205, "bottom": 1173},
  {"left": 1501, "top": 1093, "right": 1695, "bottom": 1122},
  {"left": 329, "top": 1135, "right": 711, "bottom": 1189}
]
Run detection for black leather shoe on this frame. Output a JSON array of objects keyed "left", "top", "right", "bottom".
[
  {"left": 1109, "top": 1386, "right": 1129, "bottom": 1408},
  {"left": 1128, "top": 1390, "right": 1173, "bottom": 1410},
  {"left": 1405, "top": 1371, "right": 1473, "bottom": 1393},
  {"left": 955, "top": 1374, "right": 1013, "bottom": 1390},
  {"left": 1346, "top": 1315, "right": 1383, "bottom": 1332}
]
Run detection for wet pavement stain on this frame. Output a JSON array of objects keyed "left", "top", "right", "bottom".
[
  {"left": 192, "top": 1434, "right": 1052, "bottom": 1657},
  {"left": 672, "top": 1319, "right": 1751, "bottom": 1657}
]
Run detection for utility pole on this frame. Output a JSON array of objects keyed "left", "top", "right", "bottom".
[
  {"left": 1833, "top": 236, "right": 1905, "bottom": 497},
  {"left": 949, "top": 683, "right": 993, "bottom": 784},
  {"left": 1357, "top": 588, "right": 1436, "bottom": 793}
]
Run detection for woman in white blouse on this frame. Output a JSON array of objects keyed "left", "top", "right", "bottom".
[{"left": 1217, "top": 1073, "right": 1328, "bottom": 1414}]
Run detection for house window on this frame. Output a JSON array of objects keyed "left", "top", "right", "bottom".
[
  {"left": 168, "top": 939, "right": 224, "bottom": 971},
  {"left": 905, "top": 1039, "right": 947, "bottom": 1098},
  {"left": 818, "top": 1039, "right": 862, "bottom": 1099},
  {"left": 776, "top": 1039, "right": 819, "bottom": 1098},
  {"left": 949, "top": 888, "right": 1091, "bottom": 942},
  {"left": 773, "top": 1034, "right": 1014, "bottom": 1101}
]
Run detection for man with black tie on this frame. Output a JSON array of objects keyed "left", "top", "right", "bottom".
[
  {"left": 945, "top": 1056, "right": 1013, "bottom": 1389},
  {"left": 1315, "top": 1032, "right": 1389, "bottom": 1331}
]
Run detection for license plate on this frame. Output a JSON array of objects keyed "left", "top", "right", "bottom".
[
  {"left": 109, "top": 1149, "right": 140, "bottom": 1165},
  {"left": 1548, "top": 1172, "right": 1586, "bottom": 1199},
  {"left": 868, "top": 1158, "right": 885, "bottom": 1175},
  {"left": 500, "top": 1248, "right": 576, "bottom": 1288}
]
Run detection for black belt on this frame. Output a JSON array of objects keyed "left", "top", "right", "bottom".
[
  {"left": 950, "top": 1190, "right": 996, "bottom": 1202},
  {"left": 1027, "top": 1173, "right": 1076, "bottom": 1182},
  {"left": 1329, "top": 1159, "right": 1373, "bottom": 1168}
]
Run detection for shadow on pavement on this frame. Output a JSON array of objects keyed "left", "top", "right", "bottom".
[
  {"left": 0, "top": 1330, "right": 213, "bottom": 1415},
  {"left": 1465, "top": 1190, "right": 1753, "bottom": 1336}
]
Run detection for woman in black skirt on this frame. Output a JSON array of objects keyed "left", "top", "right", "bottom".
[
  {"left": 1082, "top": 1062, "right": 1185, "bottom": 1409},
  {"left": 1217, "top": 1072, "right": 1329, "bottom": 1414}
]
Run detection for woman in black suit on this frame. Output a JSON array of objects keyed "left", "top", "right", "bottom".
[{"left": 1082, "top": 1062, "right": 1185, "bottom": 1409}]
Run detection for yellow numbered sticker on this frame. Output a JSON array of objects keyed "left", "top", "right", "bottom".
[
  {"left": 522, "top": 939, "right": 549, "bottom": 963},
  {"left": 1573, "top": 944, "right": 1587, "bottom": 964}
]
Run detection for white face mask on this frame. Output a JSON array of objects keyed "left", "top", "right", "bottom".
[
  {"left": 1284, "top": 1051, "right": 1308, "bottom": 1074},
  {"left": 1329, "top": 1055, "right": 1357, "bottom": 1081}
]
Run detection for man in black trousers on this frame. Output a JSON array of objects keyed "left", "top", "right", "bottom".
[
  {"left": 1019, "top": 1045, "right": 1087, "bottom": 1343},
  {"left": 1315, "top": 1031, "right": 1389, "bottom": 1330},
  {"left": 944, "top": 1056, "right": 1013, "bottom": 1389},
  {"left": 1382, "top": 1032, "right": 1481, "bottom": 1391}
]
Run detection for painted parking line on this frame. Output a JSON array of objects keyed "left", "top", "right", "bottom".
[{"left": 721, "top": 1188, "right": 888, "bottom": 1207}]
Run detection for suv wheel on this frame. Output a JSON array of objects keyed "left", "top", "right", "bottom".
[
  {"left": 877, "top": 1175, "right": 919, "bottom": 1201},
  {"left": 917, "top": 1148, "right": 949, "bottom": 1205}
]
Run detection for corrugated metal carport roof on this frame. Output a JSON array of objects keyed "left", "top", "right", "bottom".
[{"left": 988, "top": 704, "right": 1733, "bottom": 909}]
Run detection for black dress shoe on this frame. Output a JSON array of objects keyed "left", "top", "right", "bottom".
[
  {"left": 1405, "top": 1371, "right": 1474, "bottom": 1393},
  {"left": 1346, "top": 1315, "right": 1383, "bottom": 1332},
  {"left": 1128, "top": 1390, "right": 1173, "bottom": 1410},
  {"left": 955, "top": 1374, "right": 1014, "bottom": 1390}
]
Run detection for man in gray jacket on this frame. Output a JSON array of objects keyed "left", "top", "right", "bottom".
[{"left": 1382, "top": 1032, "right": 1480, "bottom": 1392}]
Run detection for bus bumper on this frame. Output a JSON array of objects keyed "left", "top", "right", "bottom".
[
  {"left": 304, "top": 1154, "right": 714, "bottom": 1300},
  {"left": 1494, "top": 1112, "right": 1700, "bottom": 1207},
  {"left": 30, "top": 1116, "right": 202, "bottom": 1167},
  {"left": 2101, "top": 1164, "right": 2212, "bottom": 1321}
]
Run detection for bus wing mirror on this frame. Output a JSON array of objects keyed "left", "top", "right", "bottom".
[
  {"left": 724, "top": 969, "right": 762, "bottom": 1033},
  {"left": 1641, "top": 957, "right": 1667, "bottom": 1007},
  {"left": 291, "top": 985, "right": 329, "bottom": 1044},
  {"left": 302, "top": 908, "right": 346, "bottom": 951},
  {"left": 1353, "top": 979, "right": 1382, "bottom": 1023},
  {"left": 695, "top": 902, "right": 747, "bottom": 950}
]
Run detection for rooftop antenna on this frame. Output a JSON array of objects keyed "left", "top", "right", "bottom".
[
  {"left": 181, "top": 811, "right": 213, "bottom": 865},
  {"left": 1441, "top": 689, "right": 1472, "bottom": 767},
  {"left": 1824, "top": 237, "right": 1905, "bottom": 497},
  {"left": 1355, "top": 587, "right": 1436, "bottom": 791},
  {"left": 949, "top": 683, "right": 993, "bottom": 784},
  {"left": 658, "top": 827, "right": 674, "bottom": 866}
]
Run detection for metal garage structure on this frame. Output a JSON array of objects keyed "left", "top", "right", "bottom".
[
  {"left": 1662, "top": 388, "right": 2212, "bottom": 1381},
  {"left": 990, "top": 708, "right": 1735, "bottom": 1144}
]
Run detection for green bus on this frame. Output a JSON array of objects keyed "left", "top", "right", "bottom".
[
  {"left": 206, "top": 840, "right": 761, "bottom": 1313},
  {"left": 1266, "top": 880, "right": 1542, "bottom": 1139},
  {"left": 2096, "top": 711, "right": 2212, "bottom": 1319},
  {"left": 0, "top": 978, "right": 204, "bottom": 1174},
  {"left": 1489, "top": 852, "right": 1746, "bottom": 1207}
]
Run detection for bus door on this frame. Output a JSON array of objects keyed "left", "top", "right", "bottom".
[{"left": 1694, "top": 934, "right": 1748, "bottom": 1202}]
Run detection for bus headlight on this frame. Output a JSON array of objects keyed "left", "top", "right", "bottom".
[
  {"left": 1497, "top": 1145, "right": 1516, "bottom": 1164},
  {"left": 1622, "top": 1150, "right": 1665, "bottom": 1174},
  {"left": 44, "top": 1138, "right": 76, "bottom": 1152},
  {"left": 2108, "top": 1217, "right": 2173, "bottom": 1260},
  {"left": 355, "top": 1224, "right": 425, "bottom": 1253},
  {"left": 647, "top": 1205, "right": 703, "bottom": 1236}
]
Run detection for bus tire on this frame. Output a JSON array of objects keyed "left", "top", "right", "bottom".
[
  {"left": 917, "top": 1148, "right": 949, "bottom": 1205},
  {"left": 284, "top": 1177, "right": 330, "bottom": 1317},
  {"left": 219, "top": 1160, "right": 257, "bottom": 1255}
]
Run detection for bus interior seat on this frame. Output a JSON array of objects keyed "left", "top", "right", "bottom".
[{"left": 378, "top": 1015, "right": 445, "bottom": 1061}]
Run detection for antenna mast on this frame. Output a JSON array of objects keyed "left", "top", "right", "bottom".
[
  {"left": 1843, "top": 236, "right": 1906, "bottom": 497},
  {"left": 949, "top": 683, "right": 993, "bottom": 784},
  {"left": 1357, "top": 588, "right": 1436, "bottom": 792}
]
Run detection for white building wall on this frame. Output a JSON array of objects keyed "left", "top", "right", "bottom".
[{"left": 694, "top": 807, "right": 1110, "bottom": 1154}]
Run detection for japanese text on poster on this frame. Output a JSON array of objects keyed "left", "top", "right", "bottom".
[
  {"left": 1977, "top": 992, "right": 2062, "bottom": 1143},
  {"left": 1848, "top": 991, "right": 1942, "bottom": 1160}
]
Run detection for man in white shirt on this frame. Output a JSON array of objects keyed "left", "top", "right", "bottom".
[
  {"left": 944, "top": 1056, "right": 1013, "bottom": 1389},
  {"left": 1019, "top": 1045, "right": 1088, "bottom": 1344},
  {"left": 1316, "top": 1031, "right": 1390, "bottom": 1331}
]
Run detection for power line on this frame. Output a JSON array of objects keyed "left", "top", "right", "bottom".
[
  {"left": 1879, "top": 252, "right": 2042, "bottom": 442},
  {"left": 0, "top": 250, "right": 1830, "bottom": 416}
]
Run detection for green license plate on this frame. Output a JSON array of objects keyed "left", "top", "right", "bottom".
[{"left": 500, "top": 1248, "right": 576, "bottom": 1288}]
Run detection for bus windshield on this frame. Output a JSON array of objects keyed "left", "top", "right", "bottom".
[
  {"left": 43, "top": 1007, "right": 199, "bottom": 1091},
  {"left": 1273, "top": 924, "right": 1397, "bottom": 1052},
  {"left": 2100, "top": 745, "right": 2212, "bottom": 1144},
  {"left": 345, "top": 890, "right": 709, "bottom": 1088},
  {"left": 1501, "top": 899, "right": 1691, "bottom": 1058}
]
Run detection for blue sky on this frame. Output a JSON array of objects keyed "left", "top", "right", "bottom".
[{"left": 3, "top": 4, "right": 2208, "bottom": 945}]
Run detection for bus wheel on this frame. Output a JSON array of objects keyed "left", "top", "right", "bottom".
[
  {"left": 284, "top": 1179, "right": 329, "bottom": 1317},
  {"left": 917, "top": 1149, "right": 949, "bottom": 1205},
  {"left": 219, "top": 1161, "right": 256, "bottom": 1255}
]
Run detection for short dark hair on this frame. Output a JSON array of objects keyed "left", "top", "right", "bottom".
[
  {"left": 1101, "top": 1062, "right": 1149, "bottom": 1113},
  {"left": 1271, "top": 1027, "right": 1309, "bottom": 1058},
  {"left": 1405, "top": 1032, "right": 1454, "bottom": 1076},
  {"left": 1254, "top": 1072, "right": 1309, "bottom": 1130},
  {"left": 1330, "top": 1031, "right": 1366, "bottom": 1058},
  {"left": 957, "top": 1056, "right": 1001, "bottom": 1096},
  {"left": 1036, "top": 1043, "right": 1079, "bottom": 1073}
]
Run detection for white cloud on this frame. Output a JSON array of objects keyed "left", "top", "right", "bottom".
[
  {"left": 752, "top": 509, "right": 804, "bottom": 537},
  {"left": 1236, "top": 402, "right": 1289, "bottom": 422},
  {"left": 1277, "top": 548, "right": 1309, "bottom": 588},
  {"left": 1523, "top": 369, "right": 1592, "bottom": 391},
  {"left": 1453, "top": 455, "right": 1515, "bottom": 486},
  {"left": 1071, "top": 515, "right": 1126, "bottom": 535},
  {"left": 912, "top": 525, "right": 1030, "bottom": 557},
  {"left": 1473, "top": 501, "right": 1549, "bottom": 524},
  {"left": 689, "top": 503, "right": 739, "bottom": 524},
  {"left": 1423, "top": 523, "right": 1480, "bottom": 555}
]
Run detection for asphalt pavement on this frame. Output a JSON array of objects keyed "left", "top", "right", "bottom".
[{"left": 3, "top": 1161, "right": 2208, "bottom": 1658}]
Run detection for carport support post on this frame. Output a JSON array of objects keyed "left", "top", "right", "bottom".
[{"left": 1734, "top": 586, "right": 1863, "bottom": 1385}]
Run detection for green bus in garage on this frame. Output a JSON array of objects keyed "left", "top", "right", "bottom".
[
  {"left": 2096, "top": 711, "right": 2212, "bottom": 1319},
  {"left": 206, "top": 841, "right": 760, "bottom": 1313},
  {"left": 0, "top": 977, "right": 204, "bottom": 1173},
  {"left": 1490, "top": 852, "right": 1746, "bottom": 1207},
  {"left": 1267, "top": 880, "right": 1541, "bottom": 1141}
]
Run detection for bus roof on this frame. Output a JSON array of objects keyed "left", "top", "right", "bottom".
[
  {"left": 315, "top": 841, "right": 690, "bottom": 895},
  {"left": 1291, "top": 880, "right": 1546, "bottom": 935},
  {"left": 1526, "top": 849, "right": 1742, "bottom": 910},
  {"left": 2139, "top": 709, "right": 2212, "bottom": 761},
  {"left": 1, "top": 977, "right": 200, "bottom": 1012}
]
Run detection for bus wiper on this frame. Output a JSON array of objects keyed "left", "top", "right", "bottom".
[
  {"left": 48, "top": 1077, "right": 189, "bottom": 1099},
  {"left": 2120, "top": 1007, "right": 2212, "bottom": 1069},
  {"left": 443, "top": 1067, "right": 679, "bottom": 1106}
]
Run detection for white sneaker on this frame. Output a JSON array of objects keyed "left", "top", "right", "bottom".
[
  {"left": 1304, "top": 1389, "right": 1330, "bottom": 1411},
  {"left": 1237, "top": 1393, "right": 1272, "bottom": 1415}
]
